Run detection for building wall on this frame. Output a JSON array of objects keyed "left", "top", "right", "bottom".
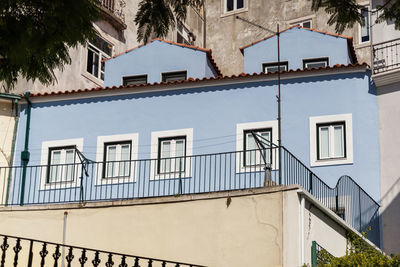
[
  {"left": 0, "top": 100, "right": 15, "bottom": 167},
  {"left": 0, "top": 189, "right": 285, "bottom": 267},
  {"left": 10, "top": 70, "right": 380, "bottom": 204},
  {"left": 377, "top": 83, "right": 400, "bottom": 254},
  {"left": 371, "top": 0, "right": 400, "bottom": 44},
  {"left": 243, "top": 27, "right": 352, "bottom": 74},
  {"left": 205, "top": 0, "right": 371, "bottom": 76},
  {"left": 104, "top": 41, "right": 216, "bottom": 86}
]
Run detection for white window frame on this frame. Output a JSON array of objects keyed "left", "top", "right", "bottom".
[
  {"left": 317, "top": 123, "right": 345, "bottom": 160},
  {"left": 222, "top": 0, "right": 247, "bottom": 15},
  {"left": 158, "top": 136, "right": 187, "bottom": 175},
  {"left": 176, "top": 21, "right": 192, "bottom": 45},
  {"left": 95, "top": 133, "right": 139, "bottom": 185},
  {"left": 262, "top": 61, "right": 289, "bottom": 73},
  {"left": 236, "top": 121, "right": 279, "bottom": 173},
  {"left": 303, "top": 57, "right": 329, "bottom": 69},
  {"left": 85, "top": 35, "right": 113, "bottom": 82},
  {"left": 40, "top": 138, "right": 84, "bottom": 190},
  {"left": 359, "top": 5, "right": 371, "bottom": 44},
  {"left": 290, "top": 19, "right": 313, "bottom": 29},
  {"left": 309, "top": 114, "right": 353, "bottom": 167},
  {"left": 150, "top": 128, "right": 193, "bottom": 180}
]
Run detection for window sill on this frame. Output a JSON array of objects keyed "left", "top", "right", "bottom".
[
  {"left": 355, "top": 41, "right": 370, "bottom": 49},
  {"left": 81, "top": 72, "right": 104, "bottom": 87},
  {"left": 310, "top": 158, "right": 353, "bottom": 167},
  {"left": 220, "top": 8, "right": 248, "bottom": 18}
]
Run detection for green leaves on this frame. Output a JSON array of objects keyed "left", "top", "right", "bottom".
[
  {"left": 0, "top": 0, "right": 100, "bottom": 89},
  {"left": 311, "top": 0, "right": 364, "bottom": 34},
  {"left": 134, "top": 0, "right": 202, "bottom": 44}
]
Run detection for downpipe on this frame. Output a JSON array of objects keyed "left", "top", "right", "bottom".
[{"left": 19, "top": 92, "right": 31, "bottom": 206}]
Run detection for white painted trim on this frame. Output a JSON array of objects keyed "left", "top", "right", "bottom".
[
  {"left": 309, "top": 114, "right": 353, "bottom": 167},
  {"left": 95, "top": 133, "right": 139, "bottom": 185},
  {"left": 150, "top": 128, "right": 193, "bottom": 180},
  {"left": 25, "top": 65, "right": 368, "bottom": 104},
  {"left": 221, "top": 0, "right": 248, "bottom": 16},
  {"left": 236, "top": 120, "right": 279, "bottom": 173},
  {"left": 39, "top": 138, "right": 84, "bottom": 190}
]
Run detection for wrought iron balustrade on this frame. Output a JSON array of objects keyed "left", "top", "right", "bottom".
[
  {"left": 373, "top": 38, "right": 400, "bottom": 74},
  {"left": 0, "top": 233, "right": 205, "bottom": 267},
  {"left": 0, "top": 146, "right": 380, "bottom": 245}
]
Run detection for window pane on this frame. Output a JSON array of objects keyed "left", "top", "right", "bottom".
[
  {"left": 237, "top": 0, "right": 244, "bottom": 9},
  {"left": 87, "top": 49, "right": 94, "bottom": 74},
  {"left": 302, "top": 21, "right": 311, "bottom": 28},
  {"left": 227, "top": 0, "right": 234, "bottom": 11},
  {"left": 160, "top": 141, "right": 171, "bottom": 173},
  {"left": 162, "top": 71, "right": 187, "bottom": 82},
  {"left": 246, "top": 134, "right": 256, "bottom": 165},
  {"left": 123, "top": 75, "right": 148, "bottom": 86},
  {"left": 175, "top": 140, "right": 185, "bottom": 172},
  {"left": 93, "top": 53, "right": 99, "bottom": 78},
  {"left": 334, "top": 126, "right": 344, "bottom": 157},
  {"left": 306, "top": 62, "right": 327, "bottom": 69},
  {"left": 261, "top": 131, "right": 271, "bottom": 163},
  {"left": 361, "top": 9, "right": 370, "bottom": 42},
  {"left": 106, "top": 146, "right": 117, "bottom": 177},
  {"left": 319, "top": 127, "right": 330, "bottom": 159},
  {"left": 120, "top": 144, "right": 130, "bottom": 176},
  {"left": 50, "top": 151, "right": 61, "bottom": 182},
  {"left": 65, "top": 150, "right": 75, "bottom": 181}
]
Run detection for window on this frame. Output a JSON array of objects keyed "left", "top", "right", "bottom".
[
  {"left": 317, "top": 122, "right": 345, "bottom": 160},
  {"left": 47, "top": 146, "right": 77, "bottom": 183},
  {"left": 291, "top": 19, "right": 312, "bottom": 29},
  {"left": 95, "top": 133, "right": 139, "bottom": 184},
  {"left": 162, "top": 71, "right": 187, "bottom": 82},
  {"left": 87, "top": 35, "right": 113, "bottom": 81},
  {"left": 236, "top": 121, "right": 279, "bottom": 173},
  {"left": 263, "top": 61, "right": 288, "bottom": 73},
  {"left": 243, "top": 128, "right": 272, "bottom": 166},
  {"left": 303, "top": 58, "right": 329, "bottom": 69},
  {"left": 103, "top": 141, "right": 132, "bottom": 178},
  {"left": 150, "top": 128, "right": 193, "bottom": 179},
  {"left": 157, "top": 136, "right": 186, "bottom": 174},
  {"left": 360, "top": 8, "right": 370, "bottom": 43},
  {"left": 177, "top": 22, "right": 192, "bottom": 45},
  {"left": 122, "top": 75, "right": 148, "bottom": 86},
  {"left": 309, "top": 114, "right": 353, "bottom": 167},
  {"left": 225, "top": 0, "right": 244, "bottom": 12}
]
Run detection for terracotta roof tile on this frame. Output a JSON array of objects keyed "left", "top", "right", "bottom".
[
  {"left": 26, "top": 63, "right": 367, "bottom": 99},
  {"left": 239, "top": 25, "right": 358, "bottom": 63},
  {"left": 103, "top": 39, "right": 222, "bottom": 76}
]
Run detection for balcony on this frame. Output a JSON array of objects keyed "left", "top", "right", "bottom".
[
  {"left": 0, "top": 146, "right": 380, "bottom": 245},
  {"left": 97, "top": 0, "right": 127, "bottom": 31}
]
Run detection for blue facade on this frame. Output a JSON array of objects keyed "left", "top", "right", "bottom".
[
  {"left": 104, "top": 40, "right": 219, "bottom": 87},
  {"left": 242, "top": 27, "right": 353, "bottom": 74}
]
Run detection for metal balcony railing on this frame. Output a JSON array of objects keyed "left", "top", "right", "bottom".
[
  {"left": 0, "top": 146, "right": 380, "bottom": 245},
  {"left": 97, "top": 0, "right": 125, "bottom": 23},
  {"left": 0, "top": 234, "right": 205, "bottom": 267},
  {"left": 373, "top": 38, "right": 400, "bottom": 74}
]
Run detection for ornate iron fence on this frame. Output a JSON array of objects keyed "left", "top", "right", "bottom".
[
  {"left": 373, "top": 38, "right": 400, "bottom": 74},
  {"left": 0, "top": 146, "right": 380, "bottom": 245},
  {"left": 0, "top": 234, "right": 205, "bottom": 267}
]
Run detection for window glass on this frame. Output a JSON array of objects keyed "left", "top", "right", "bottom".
[
  {"left": 48, "top": 146, "right": 76, "bottom": 183},
  {"left": 302, "top": 21, "right": 311, "bottom": 28},
  {"left": 227, "top": 0, "right": 234, "bottom": 11},
  {"left": 237, "top": 0, "right": 244, "bottom": 9},
  {"left": 263, "top": 62, "right": 288, "bottom": 73},
  {"left": 319, "top": 127, "right": 330, "bottom": 159},
  {"left": 317, "top": 123, "right": 346, "bottom": 160},
  {"left": 86, "top": 35, "right": 113, "bottom": 81},
  {"left": 104, "top": 142, "right": 131, "bottom": 178},
  {"left": 162, "top": 71, "right": 187, "bottom": 82},
  {"left": 122, "top": 75, "right": 148, "bottom": 86},
  {"left": 361, "top": 8, "right": 370, "bottom": 43},
  {"left": 303, "top": 58, "right": 329, "bottom": 69},
  {"left": 244, "top": 129, "right": 272, "bottom": 166},
  {"left": 333, "top": 126, "right": 344, "bottom": 157},
  {"left": 158, "top": 137, "right": 186, "bottom": 174}
]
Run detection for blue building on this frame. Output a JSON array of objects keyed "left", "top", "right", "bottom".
[{"left": 2, "top": 27, "right": 380, "bottom": 245}]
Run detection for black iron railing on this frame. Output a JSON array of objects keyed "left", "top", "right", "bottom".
[
  {"left": 0, "top": 146, "right": 380, "bottom": 245},
  {"left": 373, "top": 38, "right": 400, "bottom": 74},
  {"left": 0, "top": 234, "right": 205, "bottom": 267}
]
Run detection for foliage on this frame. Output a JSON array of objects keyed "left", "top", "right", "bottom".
[
  {"left": 0, "top": 0, "right": 100, "bottom": 90},
  {"left": 311, "top": 0, "right": 400, "bottom": 34},
  {"left": 134, "top": 0, "right": 202, "bottom": 43},
  {"left": 318, "top": 231, "right": 400, "bottom": 267}
]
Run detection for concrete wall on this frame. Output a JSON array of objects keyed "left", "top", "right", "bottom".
[
  {"left": 205, "top": 0, "right": 371, "bottom": 76},
  {"left": 0, "top": 100, "right": 15, "bottom": 167},
  {"left": 243, "top": 27, "right": 352, "bottom": 74},
  {"left": 0, "top": 189, "right": 285, "bottom": 267},
  {"left": 371, "top": 0, "right": 400, "bottom": 44},
  {"left": 104, "top": 40, "right": 217, "bottom": 87},
  {"left": 377, "top": 82, "right": 400, "bottom": 254}
]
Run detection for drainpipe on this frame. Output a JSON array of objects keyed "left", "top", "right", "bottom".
[
  {"left": 5, "top": 99, "right": 19, "bottom": 206},
  {"left": 19, "top": 92, "right": 31, "bottom": 206}
]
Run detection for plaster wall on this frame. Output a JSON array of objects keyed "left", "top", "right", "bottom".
[
  {"left": 0, "top": 190, "right": 284, "bottom": 267},
  {"left": 11, "top": 70, "right": 380, "bottom": 204},
  {"left": 371, "top": 0, "right": 400, "bottom": 44},
  {"left": 243, "top": 27, "right": 351, "bottom": 74},
  {"left": 205, "top": 0, "right": 371, "bottom": 75},
  {"left": 377, "top": 82, "right": 400, "bottom": 254},
  {"left": 104, "top": 41, "right": 216, "bottom": 87}
]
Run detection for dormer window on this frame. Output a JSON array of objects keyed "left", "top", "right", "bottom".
[
  {"left": 303, "top": 58, "right": 329, "bottom": 69},
  {"left": 122, "top": 75, "right": 148, "bottom": 86},
  {"left": 262, "top": 61, "right": 288, "bottom": 73},
  {"left": 162, "top": 71, "right": 187, "bottom": 82}
]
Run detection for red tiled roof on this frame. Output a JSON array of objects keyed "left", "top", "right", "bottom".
[
  {"left": 103, "top": 38, "right": 222, "bottom": 76},
  {"left": 26, "top": 63, "right": 367, "bottom": 98},
  {"left": 239, "top": 25, "right": 358, "bottom": 64}
]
